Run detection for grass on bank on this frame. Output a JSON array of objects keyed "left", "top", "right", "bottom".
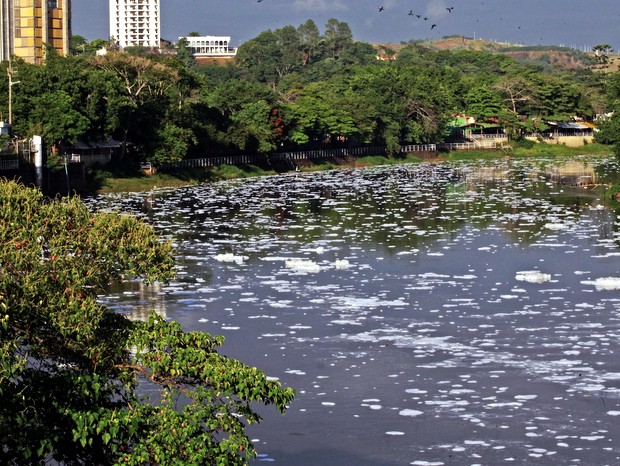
[
  {"left": 95, "top": 164, "right": 276, "bottom": 193},
  {"left": 96, "top": 143, "right": 614, "bottom": 194},
  {"left": 443, "top": 142, "right": 612, "bottom": 160}
]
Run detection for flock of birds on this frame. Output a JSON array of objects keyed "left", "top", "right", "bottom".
[
  {"left": 379, "top": 4, "right": 454, "bottom": 30},
  {"left": 254, "top": 1, "right": 456, "bottom": 32}
]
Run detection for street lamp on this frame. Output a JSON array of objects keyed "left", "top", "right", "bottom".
[{"left": 7, "top": 62, "right": 20, "bottom": 125}]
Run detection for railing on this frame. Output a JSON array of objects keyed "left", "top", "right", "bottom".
[
  {"left": 437, "top": 140, "right": 498, "bottom": 150},
  {"left": 472, "top": 134, "right": 508, "bottom": 139},
  {"left": 400, "top": 144, "right": 437, "bottom": 152},
  {"left": 0, "top": 159, "right": 19, "bottom": 171},
  {"left": 164, "top": 141, "right": 502, "bottom": 170}
]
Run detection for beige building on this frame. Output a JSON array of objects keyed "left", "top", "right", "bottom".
[{"left": 0, "top": 0, "right": 71, "bottom": 64}]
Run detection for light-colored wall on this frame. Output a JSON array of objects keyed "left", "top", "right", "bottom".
[{"left": 525, "top": 135, "right": 595, "bottom": 147}]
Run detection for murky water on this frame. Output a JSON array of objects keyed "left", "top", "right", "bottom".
[{"left": 89, "top": 156, "right": 620, "bottom": 465}]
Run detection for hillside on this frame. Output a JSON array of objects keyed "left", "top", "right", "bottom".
[{"left": 373, "top": 36, "right": 619, "bottom": 72}]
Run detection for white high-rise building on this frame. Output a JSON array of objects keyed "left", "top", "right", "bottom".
[{"left": 109, "top": 0, "right": 160, "bottom": 49}]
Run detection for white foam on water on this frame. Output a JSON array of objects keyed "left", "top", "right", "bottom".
[
  {"left": 214, "top": 253, "right": 248, "bottom": 264},
  {"left": 583, "top": 277, "right": 620, "bottom": 290},
  {"left": 464, "top": 440, "right": 490, "bottom": 446},
  {"left": 333, "top": 297, "right": 409, "bottom": 310},
  {"left": 544, "top": 223, "right": 569, "bottom": 231},
  {"left": 334, "top": 259, "right": 351, "bottom": 269},
  {"left": 284, "top": 259, "right": 321, "bottom": 273},
  {"left": 515, "top": 271, "right": 552, "bottom": 283}
]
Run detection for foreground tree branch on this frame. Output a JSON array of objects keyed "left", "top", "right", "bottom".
[{"left": 0, "top": 180, "right": 295, "bottom": 465}]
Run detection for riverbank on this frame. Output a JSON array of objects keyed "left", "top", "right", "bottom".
[{"left": 96, "top": 143, "right": 614, "bottom": 194}]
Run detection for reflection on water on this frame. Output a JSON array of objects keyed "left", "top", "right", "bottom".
[
  {"left": 90, "top": 155, "right": 620, "bottom": 465},
  {"left": 104, "top": 281, "right": 167, "bottom": 321}
]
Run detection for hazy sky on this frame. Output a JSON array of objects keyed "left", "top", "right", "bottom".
[{"left": 74, "top": 0, "right": 620, "bottom": 51}]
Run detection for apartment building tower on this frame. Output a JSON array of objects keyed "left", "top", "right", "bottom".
[
  {"left": 0, "top": 0, "right": 71, "bottom": 64},
  {"left": 109, "top": 0, "right": 160, "bottom": 49}
]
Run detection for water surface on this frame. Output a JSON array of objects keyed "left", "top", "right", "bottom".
[{"left": 91, "top": 156, "right": 620, "bottom": 465}]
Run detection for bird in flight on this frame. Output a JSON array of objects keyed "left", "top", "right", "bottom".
[
  {"left": 408, "top": 10, "right": 414, "bottom": 16},
  {"left": 379, "top": 6, "right": 384, "bottom": 12},
  {"left": 431, "top": 24, "right": 437, "bottom": 29},
  {"left": 446, "top": 7, "right": 454, "bottom": 12}
]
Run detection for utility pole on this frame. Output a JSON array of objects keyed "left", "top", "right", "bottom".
[{"left": 7, "top": 60, "right": 19, "bottom": 125}]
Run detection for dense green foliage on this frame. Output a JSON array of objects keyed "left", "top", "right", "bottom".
[
  {"left": 0, "top": 180, "right": 295, "bottom": 464},
  {"left": 0, "top": 19, "right": 617, "bottom": 167}
]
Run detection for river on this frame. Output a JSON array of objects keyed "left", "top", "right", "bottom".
[{"left": 89, "top": 155, "right": 620, "bottom": 465}]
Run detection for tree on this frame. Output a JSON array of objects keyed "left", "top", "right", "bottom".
[
  {"left": 175, "top": 38, "right": 195, "bottom": 69},
  {"left": 92, "top": 52, "right": 182, "bottom": 162},
  {"left": 493, "top": 76, "right": 537, "bottom": 115},
  {"left": 0, "top": 180, "right": 295, "bottom": 465},
  {"left": 228, "top": 100, "right": 280, "bottom": 153},
  {"left": 285, "top": 91, "right": 358, "bottom": 146},
  {"left": 29, "top": 90, "right": 91, "bottom": 151},
  {"left": 71, "top": 34, "right": 88, "bottom": 55},
  {"left": 273, "top": 25, "right": 302, "bottom": 80},
  {"left": 297, "top": 19, "right": 322, "bottom": 65},
  {"left": 150, "top": 123, "right": 198, "bottom": 164},
  {"left": 593, "top": 44, "right": 614, "bottom": 65},
  {"left": 595, "top": 114, "right": 620, "bottom": 156},
  {"left": 323, "top": 18, "right": 354, "bottom": 60},
  {"left": 235, "top": 30, "right": 281, "bottom": 84},
  {"left": 463, "top": 86, "right": 503, "bottom": 121}
]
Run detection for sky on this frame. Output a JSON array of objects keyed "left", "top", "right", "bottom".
[{"left": 73, "top": 0, "right": 620, "bottom": 52}]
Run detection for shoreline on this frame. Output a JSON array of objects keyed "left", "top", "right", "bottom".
[{"left": 95, "top": 143, "right": 614, "bottom": 195}]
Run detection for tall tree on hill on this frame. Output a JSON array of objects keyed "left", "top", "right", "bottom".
[
  {"left": 323, "top": 18, "right": 354, "bottom": 60},
  {"left": 298, "top": 19, "right": 322, "bottom": 65}
]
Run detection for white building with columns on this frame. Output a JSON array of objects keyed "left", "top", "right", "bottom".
[
  {"left": 109, "top": 0, "right": 160, "bottom": 49},
  {"left": 180, "top": 35, "right": 237, "bottom": 58}
]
